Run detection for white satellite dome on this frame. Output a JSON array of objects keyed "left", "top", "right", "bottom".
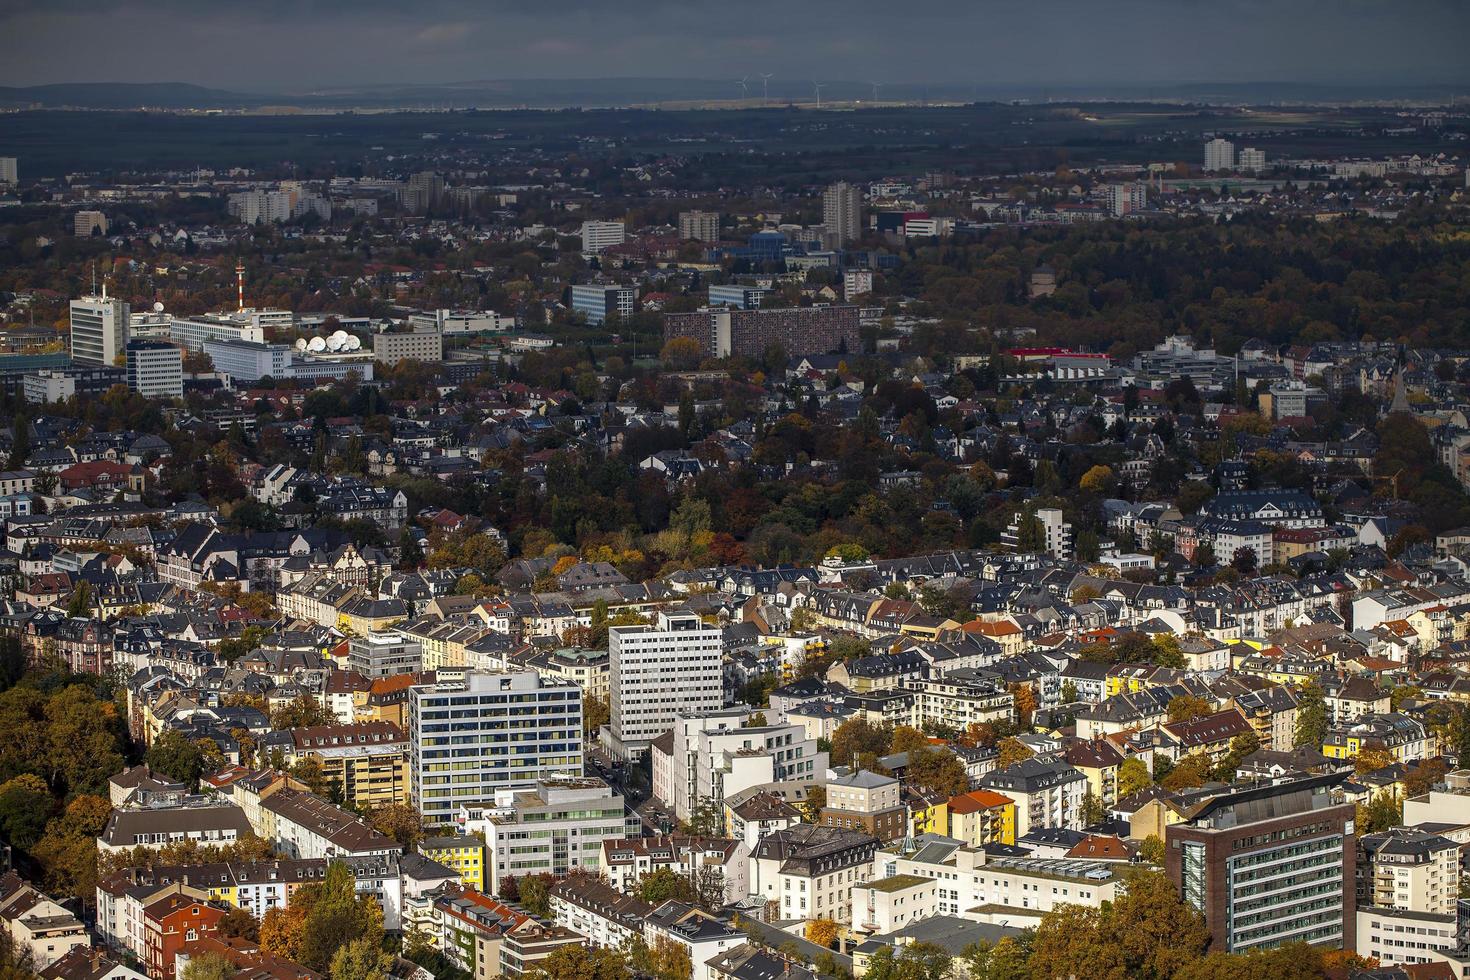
[
  {"left": 307, "top": 336, "right": 327, "bottom": 353},
  {"left": 153, "top": 301, "right": 165, "bottom": 313},
  {"left": 345, "top": 335, "right": 362, "bottom": 351},
  {"left": 330, "top": 329, "right": 349, "bottom": 343},
  {"left": 295, "top": 338, "right": 308, "bottom": 351},
  {"left": 325, "top": 334, "right": 345, "bottom": 351}
]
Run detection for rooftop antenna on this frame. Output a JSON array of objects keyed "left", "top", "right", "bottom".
[
  {"left": 91, "top": 262, "right": 98, "bottom": 298},
  {"left": 236, "top": 261, "right": 245, "bottom": 312},
  {"left": 760, "top": 73, "right": 773, "bottom": 106}
]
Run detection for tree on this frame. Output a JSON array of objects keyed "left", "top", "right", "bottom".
[
  {"left": 888, "top": 726, "right": 930, "bottom": 756},
  {"left": 1294, "top": 682, "right": 1328, "bottom": 749},
  {"left": 32, "top": 793, "right": 112, "bottom": 901},
  {"left": 1354, "top": 746, "right": 1396, "bottom": 775},
  {"left": 1081, "top": 792, "right": 1106, "bottom": 826},
  {"left": 1117, "top": 757, "right": 1152, "bottom": 799},
  {"left": 215, "top": 904, "right": 260, "bottom": 942},
  {"left": 583, "top": 694, "right": 610, "bottom": 736},
  {"left": 1059, "top": 681, "right": 1078, "bottom": 704},
  {"left": 1230, "top": 546, "right": 1258, "bottom": 575},
  {"left": 996, "top": 737, "right": 1033, "bottom": 770},
  {"left": 861, "top": 941, "right": 953, "bottom": 980},
  {"left": 1079, "top": 465, "right": 1115, "bottom": 495},
  {"left": 1213, "top": 731, "right": 1260, "bottom": 781},
  {"left": 146, "top": 730, "right": 206, "bottom": 788},
  {"left": 0, "top": 774, "right": 52, "bottom": 850},
  {"left": 518, "top": 873, "right": 554, "bottom": 918},
  {"left": 1160, "top": 753, "right": 1212, "bottom": 792},
  {"left": 368, "top": 803, "right": 424, "bottom": 849},
  {"left": 1405, "top": 758, "right": 1449, "bottom": 797},
  {"left": 830, "top": 718, "right": 890, "bottom": 769},
  {"left": 637, "top": 866, "right": 698, "bottom": 905},
  {"left": 65, "top": 580, "right": 94, "bottom": 617},
  {"left": 806, "top": 918, "right": 839, "bottom": 949},
  {"left": 627, "top": 935, "right": 693, "bottom": 980},
  {"left": 182, "top": 952, "right": 237, "bottom": 980},
  {"left": 906, "top": 746, "right": 971, "bottom": 798},
  {"left": 1010, "top": 684, "right": 1037, "bottom": 726},
  {"left": 270, "top": 694, "right": 335, "bottom": 730},
  {"left": 1030, "top": 868, "right": 1207, "bottom": 980},
  {"left": 527, "top": 944, "right": 628, "bottom": 980},
  {"left": 1013, "top": 511, "right": 1045, "bottom": 553},
  {"left": 330, "top": 936, "right": 393, "bottom": 980},
  {"left": 1166, "top": 694, "right": 1212, "bottom": 724}
]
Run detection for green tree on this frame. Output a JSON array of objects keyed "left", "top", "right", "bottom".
[
  {"left": 0, "top": 774, "right": 52, "bottom": 849},
  {"left": 830, "top": 718, "right": 890, "bottom": 769},
  {"left": 182, "top": 952, "right": 237, "bottom": 980},
  {"left": 638, "top": 867, "right": 698, "bottom": 905},
  {"left": 996, "top": 737, "right": 1033, "bottom": 770},
  {"left": 1293, "top": 682, "right": 1328, "bottom": 749},
  {"left": 330, "top": 936, "right": 393, "bottom": 980},
  {"left": 1059, "top": 681, "right": 1078, "bottom": 704},
  {"left": 146, "top": 730, "right": 206, "bottom": 788},
  {"left": 861, "top": 941, "right": 953, "bottom": 980},
  {"left": 296, "top": 861, "right": 385, "bottom": 973},
  {"left": 1166, "top": 694, "right": 1212, "bottom": 723},
  {"left": 526, "top": 943, "right": 629, "bottom": 980},
  {"left": 1357, "top": 790, "right": 1403, "bottom": 834},
  {"left": 518, "top": 873, "right": 554, "bottom": 918}
]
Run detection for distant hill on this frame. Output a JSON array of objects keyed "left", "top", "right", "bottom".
[{"left": 0, "top": 82, "right": 264, "bottom": 109}]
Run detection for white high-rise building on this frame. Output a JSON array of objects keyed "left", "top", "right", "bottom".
[
  {"left": 69, "top": 293, "right": 129, "bottom": 367},
  {"left": 605, "top": 611, "right": 724, "bottom": 761},
  {"left": 228, "top": 189, "right": 297, "bottom": 224},
  {"left": 823, "top": 182, "right": 863, "bottom": 245},
  {"left": 1238, "top": 147, "right": 1267, "bottom": 173},
  {"left": 1204, "top": 138, "right": 1235, "bottom": 172},
  {"left": 580, "top": 220, "right": 626, "bottom": 254},
  {"left": 407, "top": 670, "right": 583, "bottom": 825},
  {"left": 678, "top": 210, "right": 721, "bottom": 243},
  {"left": 0, "top": 157, "right": 16, "bottom": 185}
]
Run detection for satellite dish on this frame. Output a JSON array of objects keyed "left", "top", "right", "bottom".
[
  {"left": 153, "top": 301, "right": 165, "bottom": 313},
  {"left": 330, "top": 329, "right": 349, "bottom": 343},
  {"left": 295, "top": 338, "right": 308, "bottom": 351},
  {"left": 307, "top": 337, "right": 326, "bottom": 353},
  {"left": 326, "top": 335, "right": 345, "bottom": 351},
  {"left": 345, "top": 336, "right": 362, "bottom": 351}
]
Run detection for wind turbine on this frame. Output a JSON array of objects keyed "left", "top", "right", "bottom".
[
  {"left": 812, "top": 79, "right": 826, "bottom": 109},
  {"left": 738, "top": 76, "right": 749, "bottom": 102},
  {"left": 760, "top": 73, "right": 773, "bottom": 106},
  {"left": 870, "top": 81, "right": 882, "bottom": 103}
]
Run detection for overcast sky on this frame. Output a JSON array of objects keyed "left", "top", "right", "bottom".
[{"left": 0, "top": 0, "right": 1466, "bottom": 92}]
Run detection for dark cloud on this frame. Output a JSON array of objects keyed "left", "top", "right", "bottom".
[{"left": 0, "top": 0, "right": 1465, "bottom": 91}]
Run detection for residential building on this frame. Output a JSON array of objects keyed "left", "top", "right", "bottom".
[
  {"left": 645, "top": 902, "right": 745, "bottom": 980},
  {"left": 70, "top": 292, "right": 129, "bottom": 367},
  {"left": 820, "top": 770, "right": 906, "bottom": 843},
  {"left": 947, "top": 790, "right": 1016, "bottom": 847},
  {"left": 420, "top": 835, "right": 487, "bottom": 893},
  {"left": 432, "top": 886, "right": 528, "bottom": 979},
  {"left": 977, "top": 758, "right": 1088, "bottom": 837},
  {"left": 579, "top": 221, "right": 626, "bottom": 254},
  {"left": 1107, "top": 182, "right": 1147, "bottom": 217},
  {"left": 261, "top": 788, "right": 400, "bottom": 860},
  {"left": 663, "top": 305, "right": 861, "bottom": 361},
  {"left": 499, "top": 921, "right": 583, "bottom": 978},
  {"left": 569, "top": 284, "right": 636, "bottom": 325},
  {"left": 0, "top": 872, "right": 90, "bottom": 969},
  {"left": 1002, "top": 507, "right": 1072, "bottom": 559},
  {"left": 347, "top": 630, "right": 423, "bottom": 679},
  {"left": 408, "top": 671, "right": 584, "bottom": 824},
  {"left": 97, "top": 804, "right": 253, "bottom": 855},
  {"left": 550, "top": 878, "right": 651, "bottom": 950},
  {"left": 654, "top": 708, "right": 826, "bottom": 823},
  {"left": 124, "top": 339, "right": 183, "bottom": 398},
  {"left": 1204, "top": 138, "right": 1235, "bottom": 172},
  {"left": 267, "top": 721, "right": 410, "bottom": 809},
  {"left": 0, "top": 158, "right": 15, "bottom": 184},
  {"left": 606, "top": 611, "right": 723, "bottom": 761},
  {"left": 1239, "top": 147, "right": 1267, "bottom": 172},
  {"left": 707, "top": 284, "right": 770, "bottom": 310},
  {"left": 679, "top": 210, "right": 721, "bottom": 242},
  {"left": 601, "top": 836, "right": 750, "bottom": 906},
  {"left": 750, "top": 825, "right": 879, "bottom": 925},
  {"left": 74, "top": 210, "right": 109, "bottom": 237},
  {"left": 823, "top": 182, "right": 863, "bottom": 245},
  {"left": 142, "top": 894, "right": 225, "bottom": 980},
  {"left": 1165, "top": 774, "right": 1356, "bottom": 953}
]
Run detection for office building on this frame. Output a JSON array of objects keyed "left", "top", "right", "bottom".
[
  {"left": 1238, "top": 147, "right": 1267, "bottom": 173},
  {"left": 579, "top": 220, "right": 626, "bottom": 254},
  {"left": 69, "top": 293, "right": 130, "bottom": 366},
  {"left": 678, "top": 210, "right": 721, "bottom": 242},
  {"left": 125, "top": 339, "right": 183, "bottom": 398},
  {"left": 74, "top": 210, "right": 108, "bottom": 237},
  {"left": 1204, "top": 138, "right": 1235, "bottom": 172},
  {"left": 347, "top": 631, "right": 423, "bottom": 679},
  {"left": 202, "top": 339, "right": 290, "bottom": 382},
  {"left": 823, "top": 182, "right": 863, "bottom": 245},
  {"left": 408, "top": 671, "right": 583, "bottom": 824},
  {"left": 0, "top": 157, "right": 16, "bottom": 185},
  {"left": 663, "top": 305, "right": 861, "bottom": 361},
  {"left": 23, "top": 365, "right": 125, "bottom": 404},
  {"left": 169, "top": 310, "right": 277, "bottom": 351},
  {"left": 372, "top": 329, "right": 443, "bottom": 366},
  {"left": 409, "top": 309, "right": 513, "bottom": 334},
  {"left": 707, "top": 284, "right": 771, "bottom": 310},
  {"left": 605, "top": 611, "right": 723, "bottom": 761},
  {"left": 461, "top": 777, "right": 633, "bottom": 895},
  {"left": 569, "top": 284, "right": 636, "bottom": 325},
  {"left": 1165, "top": 774, "right": 1355, "bottom": 953}
]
